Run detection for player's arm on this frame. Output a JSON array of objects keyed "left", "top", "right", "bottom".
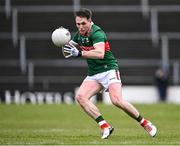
[
  {"left": 63, "top": 42, "right": 105, "bottom": 59},
  {"left": 62, "top": 41, "right": 105, "bottom": 59},
  {"left": 81, "top": 30, "right": 106, "bottom": 59},
  {"left": 81, "top": 42, "right": 105, "bottom": 59}
]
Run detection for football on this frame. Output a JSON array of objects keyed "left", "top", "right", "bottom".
[{"left": 51, "top": 27, "right": 71, "bottom": 47}]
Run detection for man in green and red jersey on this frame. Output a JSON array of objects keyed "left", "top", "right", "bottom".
[{"left": 63, "top": 8, "right": 157, "bottom": 139}]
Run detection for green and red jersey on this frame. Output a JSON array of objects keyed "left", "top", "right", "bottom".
[{"left": 72, "top": 24, "right": 119, "bottom": 76}]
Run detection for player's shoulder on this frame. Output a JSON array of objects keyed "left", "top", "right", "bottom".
[
  {"left": 92, "top": 24, "right": 103, "bottom": 33},
  {"left": 73, "top": 31, "right": 79, "bottom": 37},
  {"left": 91, "top": 24, "right": 106, "bottom": 39},
  {"left": 72, "top": 31, "right": 80, "bottom": 42}
]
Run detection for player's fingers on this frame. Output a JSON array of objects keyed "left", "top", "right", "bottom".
[
  {"left": 63, "top": 51, "right": 71, "bottom": 54},
  {"left": 63, "top": 48, "right": 71, "bottom": 52},
  {"left": 65, "top": 54, "right": 73, "bottom": 58},
  {"left": 63, "top": 48, "right": 71, "bottom": 51},
  {"left": 64, "top": 44, "right": 72, "bottom": 49},
  {"left": 62, "top": 51, "right": 71, "bottom": 58},
  {"left": 69, "top": 43, "right": 76, "bottom": 48}
]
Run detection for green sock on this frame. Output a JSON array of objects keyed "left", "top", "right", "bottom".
[
  {"left": 136, "top": 115, "right": 143, "bottom": 122},
  {"left": 95, "top": 115, "right": 104, "bottom": 123}
]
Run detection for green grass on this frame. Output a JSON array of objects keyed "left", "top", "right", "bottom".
[{"left": 0, "top": 103, "right": 180, "bottom": 145}]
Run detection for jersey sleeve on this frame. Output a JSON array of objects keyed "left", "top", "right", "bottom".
[{"left": 91, "top": 30, "right": 107, "bottom": 45}]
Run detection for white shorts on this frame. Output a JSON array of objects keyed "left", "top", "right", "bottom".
[{"left": 83, "top": 70, "right": 121, "bottom": 91}]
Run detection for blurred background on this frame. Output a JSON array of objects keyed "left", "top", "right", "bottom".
[{"left": 0, "top": 0, "right": 180, "bottom": 104}]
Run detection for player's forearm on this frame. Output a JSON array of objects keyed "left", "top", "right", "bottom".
[{"left": 82, "top": 50, "right": 104, "bottom": 59}]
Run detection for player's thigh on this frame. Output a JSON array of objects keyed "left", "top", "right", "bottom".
[
  {"left": 76, "top": 81, "right": 102, "bottom": 100},
  {"left": 108, "top": 83, "right": 123, "bottom": 102}
]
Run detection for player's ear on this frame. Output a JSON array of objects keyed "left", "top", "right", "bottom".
[{"left": 88, "top": 18, "right": 92, "bottom": 22}]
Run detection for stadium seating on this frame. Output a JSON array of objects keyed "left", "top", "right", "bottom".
[
  {"left": 169, "top": 40, "right": 180, "bottom": 59},
  {"left": 0, "top": 0, "right": 180, "bottom": 92},
  {"left": 0, "top": 13, "right": 11, "bottom": 32},
  {"left": 0, "top": 39, "right": 19, "bottom": 59}
]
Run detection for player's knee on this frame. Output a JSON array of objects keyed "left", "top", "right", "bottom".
[
  {"left": 75, "top": 94, "right": 87, "bottom": 105},
  {"left": 111, "top": 97, "right": 124, "bottom": 108},
  {"left": 111, "top": 98, "right": 119, "bottom": 106}
]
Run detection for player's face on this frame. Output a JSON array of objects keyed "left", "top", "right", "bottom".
[{"left": 75, "top": 16, "right": 91, "bottom": 35}]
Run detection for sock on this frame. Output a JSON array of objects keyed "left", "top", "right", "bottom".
[
  {"left": 136, "top": 115, "right": 149, "bottom": 126},
  {"left": 95, "top": 116, "right": 110, "bottom": 129},
  {"left": 140, "top": 118, "right": 149, "bottom": 127},
  {"left": 136, "top": 115, "right": 143, "bottom": 122},
  {"left": 140, "top": 118, "right": 145, "bottom": 124},
  {"left": 95, "top": 115, "right": 104, "bottom": 123}
]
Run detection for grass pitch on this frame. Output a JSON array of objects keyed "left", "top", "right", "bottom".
[{"left": 0, "top": 103, "right": 180, "bottom": 145}]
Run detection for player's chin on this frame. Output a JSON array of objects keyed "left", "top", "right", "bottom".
[{"left": 79, "top": 30, "right": 85, "bottom": 35}]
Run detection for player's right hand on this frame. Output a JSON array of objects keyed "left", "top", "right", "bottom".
[{"left": 62, "top": 44, "right": 81, "bottom": 58}]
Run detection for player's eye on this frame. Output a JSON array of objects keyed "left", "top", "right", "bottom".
[
  {"left": 81, "top": 22, "right": 86, "bottom": 25},
  {"left": 77, "top": 22, "right": 86, "bottom": 26}
]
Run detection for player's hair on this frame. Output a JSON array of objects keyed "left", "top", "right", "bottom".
[{"left": 75, "top": 8, "right": 92, "bottom": 19}]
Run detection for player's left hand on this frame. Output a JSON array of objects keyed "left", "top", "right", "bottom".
[{"left": 62, "top": 44, "right": 81, "bottom": 58}]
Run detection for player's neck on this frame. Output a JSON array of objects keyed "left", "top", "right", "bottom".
[{"left": 84, "top": 22, "right": 93, "bottom": 36}]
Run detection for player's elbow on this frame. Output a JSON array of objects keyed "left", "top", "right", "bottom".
[
  {"left": 98, "top": 54, "right": 105, "bottom": 59},
  {"left": 97, "top": 52, "right": 105, "bottom": 59}
]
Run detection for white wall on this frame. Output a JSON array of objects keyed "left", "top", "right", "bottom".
[{"left": 103, "top": 86, "right": 180, "bottom": 104}]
